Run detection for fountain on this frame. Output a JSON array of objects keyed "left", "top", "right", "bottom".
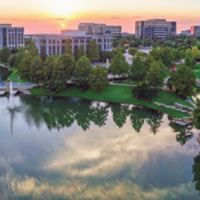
[{"left": 9, "top": 81, "right": 15, "bottom": 109}]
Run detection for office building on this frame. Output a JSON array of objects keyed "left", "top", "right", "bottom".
[
  {"left": 0, "top": 24, "right": 24, "bottom": 49},
  {"left": 191, "top": 26, "right": 200, "bottom": 37},
  {"left": 78, "top": 23, "right": 121, "bottom": 37},
  {"left": 135, "top": 19, "right": 176, "bottom": 41},
  {"left": 181, "top": 29, "right": 190, "bottom": 36},
  {"left": 29, "top": 30, "right": 113, "bottom": 57}
]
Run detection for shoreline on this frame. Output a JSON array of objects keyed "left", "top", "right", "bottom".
[{"left": 30, "top": 85, "right": 194, "bottom": 119}]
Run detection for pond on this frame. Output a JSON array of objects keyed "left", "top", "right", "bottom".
[{"left": 0, "top": 94, "right": 199, "bottom": 199}]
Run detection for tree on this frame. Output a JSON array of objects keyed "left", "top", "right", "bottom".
[
  {"left": 0, "top": 47, "right": 11, "bottom": 64},
  {"left": 73, "top": 56, "right": 92, "bottom": 86},
  {"left": 14, "top": 47, "right": 26, "bottom": 68},
  {"left": 150, "top": 48, "right": 160, "bottom": 60},
  {"left": 109, "top": 51, "right": 129, "bottom": 79},
  {"left": 89, "top": 66, "right": 109, "bottom": 92},
  {"left": 192, "top": 46, "right": 200, "bottom": 60},
  {"left": 60, "top": 53, "right": 76, "bottom": 81},
  {"left": 30, "top": 55, "right": 43, "bottom": 85},
  {"left": 173, "top": 49, "right": 181, "bottom": 61},
  {"left": 185, "top": 55, "right": 193, "bottom": 68},
  {"left": 128, "top": 48, "right": 138, "bottom": 56},
  {"left": 193, "top": 99, "right": 200, "bottom": 129},
  {"left": 132, "top": 82, "right": 153, "bottom": 99},
  {"left": 8, "top": 54, "right": 18, "bottom": 67},
  {"left": 99, "top": 51, "right": 114, "bottom": 62},
  {"left": 26, "top": 41, "right": 39, "bottom": 56},
  {"left": 146, "top": 61, "right": 165, "bottom": 91},
  {"left": 129, "top": 56, "right": 147, "bottom": 85},
  {"left": 88, "top": 39, "right": 100, "bottom": 62},
  {"left": 169, "top": 65, "right": 196, "bottom": 97},
  {"left": 159, "top": 47, "right": 174, "bottom": 67},
  {"left": 145, "top": 54, "right": 155, "bottom": 70},
  {"left": 50, "top": 55, "right": 67, "bottom": 92},
  {"left": 77, "top": 45, "right": 85, "bottom": 59},
  {"left": 18, "top": 52, "right": 33, "bottom": 81},
  {"left": 65, "top": 39, "right": 73, "bottom": 55}
]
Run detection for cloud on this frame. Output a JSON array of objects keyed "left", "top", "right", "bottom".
[
  {"left": 52, "top": 18, "right": 67, "bottom": 21},
  {"left": 110, "top": 17, "right": 121, "bottom": 19}
]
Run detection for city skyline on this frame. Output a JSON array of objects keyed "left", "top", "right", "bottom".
[{"left": 1, "top": 0, "right": 200, "bottom": 34}]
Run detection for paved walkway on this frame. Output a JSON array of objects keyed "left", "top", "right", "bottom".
[{"left": 110, "top": 82, "right": 163, "bottom": 89}]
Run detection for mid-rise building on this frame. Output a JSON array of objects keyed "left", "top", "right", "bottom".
[
  {"left": 181, "top": 29, "right": 190, "bottom": 36},
  {"left": 191, "top": 26, "right": 200, "bottom": 37},
  {"left": 0, "top": 24, "right": 24, "bottom": 49},
  {"left": 135, "top": 19, "right": 176, "bottom": 41},
  {"left": 29, "top": 30, "right": 113, "bottom": 57},
  {"left": 78, "top": 23, "right": 121, "bottom": 37}
]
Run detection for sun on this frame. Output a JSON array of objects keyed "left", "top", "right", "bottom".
[{"left": 61, "top": 23, "right": 66, "bottom": 28}]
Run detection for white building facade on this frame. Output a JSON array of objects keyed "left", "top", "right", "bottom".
[
  {"left": 0, "top": 24, "right": 24, "bottom": 49},
  {"left": 78, "top": 23, "right": 121, "bottom": 37},
  {"left": 30, "top": 33, "right": 113, "bottom": 57}
]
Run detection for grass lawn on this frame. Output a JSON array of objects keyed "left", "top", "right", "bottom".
[
  {"left": 8, "top": 68, "right": 20, "bottom": 80},
  {"left": 31, "top": 85, "right": 193, "bottom": 118},
  {"left": 194, "top": 69, "right": 200, "bottom": 79}
]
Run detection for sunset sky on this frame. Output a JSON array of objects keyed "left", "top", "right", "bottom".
[{"left": 1, "top": 0, "right": 200, "bottom": 34}]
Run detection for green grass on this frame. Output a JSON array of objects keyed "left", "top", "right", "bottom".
[
  {"left": 194, "top": 69, "right": 200, "bottom": 79},
  {"left": 8, "top": 68, "right": 20, "bottom": 80},
  {"left": 31, "top": 85, "right": 193, "bottom": 118}
]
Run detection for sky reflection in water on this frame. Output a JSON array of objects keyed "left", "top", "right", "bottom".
[{"left": 0, "top": 95, "right": 200, "bottom": 199}]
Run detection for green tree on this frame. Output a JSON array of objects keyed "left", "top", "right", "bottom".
[
  {"left": 30, "top": 55, "right": 43, "bottom": 85},
  {"left": 159, "top": 47, "right": 174, "bottom": 67},
  {"left": 129, "top": 56, "right": 147, "bottom": 85},
  {"left": 192, "top": 46, "right": 200, "bottom": 60},
  {"left": 173, "top": 49, "right": 181, "bottom": 61},
  {"left": 99, "top": 51, "right": 114, "bottom": 62},
  {"left": 150, "top": 48, "right": 160, "bottom": 60},
  {"left": 132, "top": 82, "right": 153, "bottom": 99},
  {"left": 145, "top": 54, "right": 155, "bottom": 70},
  {"left": 128, "top": 48, "right": 138, "bottom": 56},
  {"left": 26, "top": 41, "right": 39, "bottom": 56},
  {"left": 0, "top": 47, "right": 11, "bottom": 64},
  {"left": 185, "top": 55, "right": 193, "bottom": 68},
  {"left": 109, "top": 51, "right": 129, "bottom": 79},
  {"left": 14, "top": 47, "right": 26, "bottom": 68},
  {"left": 18, "top": 52, "right": 33, "bottom": 81},
  {"left": 89, "top": 66, "right": 109, "bottom": 92},
  {"left": 193, "top": 99, "right": 200, "bottom": 129},
  {"left": 73, "top": 56, "right": 92, "bottom": 86},
  {"left": 77, "top": 45, "right": 85, "bottom": 59},
  {"left": 146, "top": 61, "right": 165, "bottom": 91},
  {"left": 169, "top": 65, "right": 196, "bottom": 97},
  {"left": 60, "top": 53, "right": 76, "bottom": 81},
  {"left": 65, "top": 39, "right": 73, "bottom": 55},
  {"left": 50, "top": 55, "right": 67, "bottom": 92},
  {"left": 88, "top": 39, "right": 100, "bottom": 62},
  {"left": 8, "top": 54, "right": 18, "bottom": 67}
]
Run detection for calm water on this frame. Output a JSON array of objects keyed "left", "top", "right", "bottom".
[{"left": 0, "top": 94, "right": 200, "bottom": 200}]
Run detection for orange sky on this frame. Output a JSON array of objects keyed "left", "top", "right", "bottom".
[{"left": 1, "top": 0, "right": 200, "bottom": 34}]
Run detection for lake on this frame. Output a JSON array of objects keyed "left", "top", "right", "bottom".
[{"left": 0, "top": 94, "right": 199, "bottom": 200}]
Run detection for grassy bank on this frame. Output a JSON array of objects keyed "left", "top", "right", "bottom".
[{"left": 31, "top": 85, "right": 194, "bottom": 118}]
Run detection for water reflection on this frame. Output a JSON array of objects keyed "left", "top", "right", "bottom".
[
  {"left": 21, "top": 96, "right": 165, "bottom": 135},
  {"left": 0, "top": 95, "right": 200, "bottom": 199}
]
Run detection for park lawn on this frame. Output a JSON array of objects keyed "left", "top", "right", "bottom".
[
  {"left": 194, "top": 69, "right": 200, "bottom": 79},
  {"left": 31, "top": 85, "right": 193, "bottom": 118},
  {"left": 8, "top": 68, "right": 20, "bottom": 80}
]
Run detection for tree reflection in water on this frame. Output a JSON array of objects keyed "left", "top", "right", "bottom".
[
  {"left": 21, "top": 96, "right": 167, "bottom": 135},
  {"left": 169, "top": 122, "right": 194, "bottom": 146}
]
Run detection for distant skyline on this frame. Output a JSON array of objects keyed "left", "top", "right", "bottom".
[{"left": 1, "top": 0, "right": 200, "bottom": 34}]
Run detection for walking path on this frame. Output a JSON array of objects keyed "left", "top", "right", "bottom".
[{"left": 109, "top": 82, "right": 163, "bottom": 89}]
